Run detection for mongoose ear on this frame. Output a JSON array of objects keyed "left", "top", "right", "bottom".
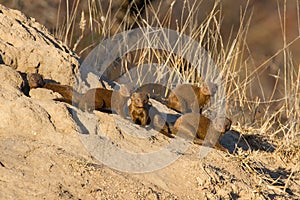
[
  {"left": 203, "top": 82, "right": 218, "bottom": 96},
  {"left": 201, "top": 83, "right": 211, "bottom": 96},
  {"left": 28, "top": 73, "right": 43, "bottom": 80},
  {"left": 131, "top": 92, "right": 137, "bottom": 99},
  {"left": 224, "top": 117, "right": 232, "bottom": 131},
  {"left": 147, "top": 93, "right": 150, "bottom": 98}
]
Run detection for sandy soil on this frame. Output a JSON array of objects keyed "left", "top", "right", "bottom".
[{"left": 0, "top": 3, "right": 299, "bottom": 200}]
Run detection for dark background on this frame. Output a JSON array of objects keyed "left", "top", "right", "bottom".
[{"left": 1, "top": 0, "right": 299, "bottom": 64}]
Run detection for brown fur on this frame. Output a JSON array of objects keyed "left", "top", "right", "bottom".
[
  {"left": 168, "top": 83, "right": 217, "bottom": 113},
  {"left": 135, "top": 83, "right": 171, "bottom": 103},
  {"left": 27, "top": 73, "right": 45, "bottom": 88},
  {"left": 129, "top": 92, "right": 151, "bottom": 126},
  {"left": 27, "top": 73, "right": 83, "bottom": 106},
  {"left": 78, "top": 88, "right": 128, "bottom": 117},
  {"left": 173, "top": 113, "right": 231, "bottom": 151},
  {"left": 28, "top": 73, "right": 128, "bottom": 116},
  {"left": 129, "top": 92, "right": 173, "bottom": 138},
  {"left": 43, "top": 84, "right": 83, "bottom": 105},
  {"left": 149, "top": 106, "right": 174, "bottom": 138}
]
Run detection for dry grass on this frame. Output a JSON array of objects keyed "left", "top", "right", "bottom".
[
  {"left": 55, "top": 0, "right": 300, "bottom": 157},
  {"left": 55, "top": 0, "right": 300, "bottom": 197}
]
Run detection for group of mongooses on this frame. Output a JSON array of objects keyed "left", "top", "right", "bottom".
[
  {"left": 134, "top": 82, "right": 217, "bottom": 114},
  {"left": 28, "top": 73, "right": 231, "bottom": 151},
  {"left": 132, "top": 83, "right": 231, "bottom": 151}
]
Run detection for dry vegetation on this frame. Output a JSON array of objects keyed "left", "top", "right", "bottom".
[
  {"left": 50, "top": 0, "right": 300, "bottom": 196},
  {"left": 1, "top": 0, "right": 299, "bottom": 198}
]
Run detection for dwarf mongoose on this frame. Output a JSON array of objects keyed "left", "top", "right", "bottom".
[
  {"left": 129, "top": 92, "right": 173, "bottom": 137},
  {"left": 28, "top": 73, "right": 128, "bottom": 117},
  {"left": 134, "top": 83, "right": 171, "bottom": 103},
  {"left": 78, "top": 88, "right": 128, "bottom": 117},
  {"left": 168, "top": 82, "right": 217, "bottom": 113},
  {"left": 27, "top": 73, "right": 45, "bottom": 89},
  {"left": 173, "top": 113, "right": 231, "bottom": 151},
  {"left": 129, "top": 92, "right": 151, "bottom": 126},
  {"left": 27, "top": 73, "right": 82, "bottom": 105}
]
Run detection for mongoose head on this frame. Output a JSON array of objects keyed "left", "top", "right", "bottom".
[
  {"left": 201, "top": 82, "right": 218, "bottom": 96},
  {"left": 27, "top": 73, "right": 45, "bottom": 88},
  {"left": 212, "top": 117, "right": 232, "bottom": 134},
  {"left": 131, "top": 92, "right": 150, "bottom": 108}
]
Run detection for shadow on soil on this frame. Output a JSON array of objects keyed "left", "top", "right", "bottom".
[{"left": 220, "top": 130, "right": 276, "bottom": 153}]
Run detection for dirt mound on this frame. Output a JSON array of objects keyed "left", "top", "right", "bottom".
[
  {"left": 0, "top": 4, "right": 299, "bottom": 199},
  {"left": 0, "top": 4, "right": 79, "bottom": 85}
]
